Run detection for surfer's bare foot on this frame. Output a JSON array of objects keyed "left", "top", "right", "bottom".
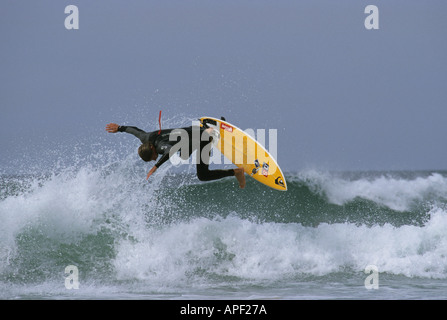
[{"left": 234, "top": 168, "right": 246, "bottom": 189}]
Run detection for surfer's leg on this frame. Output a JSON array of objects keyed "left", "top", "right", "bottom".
[
  {"left": 196, "top": 137, "right": 245, "bottom": 188},
  {"left": 196, "top": 162, "right": 235, "bottom": 181},
  {"left": 196, "top": 164, "right": 245, "bottom": 188},
  {"left": 233, "top": 167, "right": 246, "bottom": 189}
]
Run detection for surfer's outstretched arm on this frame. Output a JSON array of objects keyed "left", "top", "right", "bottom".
[
  {"left": 146, "top": 166, "right": 157, "bottom": 180},
  {"left": 106, "top": 123, "right": 120, "bottom": 133},
  {"left": 105, "top": 123, "right": 150, "bottom": 143}
]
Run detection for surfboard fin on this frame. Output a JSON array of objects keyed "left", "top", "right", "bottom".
[
  {"left": 202, "top": 118, "right": 217, "bottom": 128},
  {"left": 200, "top": 117, "right": 225, "bottom": 128}
]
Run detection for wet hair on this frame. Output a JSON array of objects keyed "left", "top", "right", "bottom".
[{"left": 138, "top": 142, "right": 153, "bottom": 162}]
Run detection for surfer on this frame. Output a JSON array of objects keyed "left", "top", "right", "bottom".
[{"left": 105, "top": 123, "right": 246, "bottom": 188}]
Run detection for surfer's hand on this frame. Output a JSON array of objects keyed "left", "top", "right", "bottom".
[
  {"left": 146, "top": 166, "right": 157, "bottom": 180},
  {"left": 106, "top": 123, "right": 119, "bottom": 133}
]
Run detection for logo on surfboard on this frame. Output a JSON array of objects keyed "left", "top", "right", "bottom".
[
  {"left": 275, "top": 176, "right": 285, "bottom": 188},
  {"left": 262, "top": 162, "right": 269, "bottom": 177},
  {"left": 251, "top": 159, "right": 260, "bottom": 176},
  {"left": 251, "top": 159, "right": 270, "bottom": 178},
  {"left": 220, "top": 123, "right": 233, "bottom": 133}
]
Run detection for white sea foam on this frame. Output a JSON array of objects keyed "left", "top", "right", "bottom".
[
  {"left": 1, "top": 161, "right": 447, "bottom": 300},
  {"left": 113, "top": 206, "right": 447, "bottom": 282},
  {"left": 297, "top": 169, "right": 447, "bottom": 211}
]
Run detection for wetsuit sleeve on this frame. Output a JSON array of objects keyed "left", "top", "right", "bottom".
[
  {"left": 154, "top": 144, "right": 172, "bottom": 168},
  {"left": 118, "top": 126, "right": 149, "bottom": 143}
]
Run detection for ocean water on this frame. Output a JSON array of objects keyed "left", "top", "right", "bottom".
[{"left": 1, "top": 151, "right": 447, "bottom": 300}]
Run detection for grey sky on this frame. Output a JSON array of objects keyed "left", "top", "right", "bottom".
[{"left": 1, "top": 0, "right": 447, "bottom": 173}]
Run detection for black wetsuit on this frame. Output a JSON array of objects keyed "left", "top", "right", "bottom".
[{"left": 118, "top": 125, "right": 235, "bottom": 181}]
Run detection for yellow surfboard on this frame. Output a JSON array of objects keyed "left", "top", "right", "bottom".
[{"left": 199, "top": 116, "right": 287, "bottom": 191}]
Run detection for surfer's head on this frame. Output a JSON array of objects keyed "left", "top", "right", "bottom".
[{"left": 138, "top": 142, "right": 155, "bottom": 162}]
